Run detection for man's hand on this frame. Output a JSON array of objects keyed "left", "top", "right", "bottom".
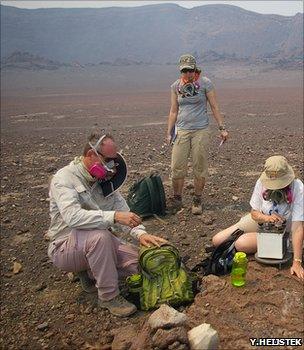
[
  {"left": 114, "top": 211, "right": 142, "bottom": 228},
  {"left": 139, "top": 234, "right": 168, "bottom": 247},
  {"left": 290, "top": 261, "right": 304, "bottom": 281}
]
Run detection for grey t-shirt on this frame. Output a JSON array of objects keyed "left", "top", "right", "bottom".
[{"left": 171, "top": 77, "right": 214, "bottom": 130}]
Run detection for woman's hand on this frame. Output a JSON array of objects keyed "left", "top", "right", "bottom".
[
  {"left": 290, "top": 260, "right": 304, "bottom": 281},
  {"left": 251, "top": 210, "right": 285, "bottom": 224},
  {"left": 265, "top": 212, "right": 285, "bottom": 223},
  {"left": 220, "top": 130, "right": 229, "bottom": 142},
  {"left": 139, "top": 234, "right": 168, "bottom": 247}
]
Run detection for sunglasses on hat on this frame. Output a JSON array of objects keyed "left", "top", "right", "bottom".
[{"left": 180, "top": 68, "right": 195, "bottom": 73}]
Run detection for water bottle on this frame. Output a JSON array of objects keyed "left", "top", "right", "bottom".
[
  {"left": 126, "top": 274, "right": 142, "bottom": 308},
  {"left": 231, "top": 252, "right": 248, "bottom": 287}
]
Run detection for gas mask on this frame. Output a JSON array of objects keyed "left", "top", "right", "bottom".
[
  {"left": 88, "top": 159, "right": 116, "bottom": 181},
  {"left": 262, "top": 186, "right": 293, "bottom": 204},
  {"left": 88, "top": 136, "right": 117, "bottom": 181},
  {"left": 178, "top": 81, "right": 200, "bottom": 98},
  {"left": 87, "top": 136, "right": 127, "bottom": 196}
]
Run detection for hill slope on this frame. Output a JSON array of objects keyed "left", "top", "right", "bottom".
[{"left": 1, "top": 4, "right": 303, "bottom": 64}]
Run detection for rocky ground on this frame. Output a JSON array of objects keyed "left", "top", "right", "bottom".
[{"left": 0, "top": 67, "right": 303, "bottom": 349}]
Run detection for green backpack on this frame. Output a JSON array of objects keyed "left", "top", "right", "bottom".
[
  {"left": 127, "top": 244, "right": 194, "bottom": 311},
  {"left": 127, "top": 174, "right": 166, "bottom": 218}
]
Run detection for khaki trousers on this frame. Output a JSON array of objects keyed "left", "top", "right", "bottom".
[
  {"left": 171, "top": 128, "right": 210, "bottom": 179},
  {"left": 237, "top": 213, "right": 259, "bottom": 232}
]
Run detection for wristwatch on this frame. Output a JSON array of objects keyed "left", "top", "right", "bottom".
[
  {"left": 294, "top": 258, "right": 302, "bottom": 263},
  {"left": 218, "top": 125, "right": 226, "bottom": 131}
]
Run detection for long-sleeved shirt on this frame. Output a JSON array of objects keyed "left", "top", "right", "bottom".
[{"left": 47, "top": 158, "right": 146, "bottom": 245}]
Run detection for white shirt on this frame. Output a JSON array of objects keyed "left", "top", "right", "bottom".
[
  {"left": 250, "top": 179, "right": 304, "bottom": 222},
  {"left": 47, "top": 159, "right": 146, "bottom": 242}
]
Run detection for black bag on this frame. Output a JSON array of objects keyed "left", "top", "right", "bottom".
[
  {"left": 127, "top": 174, "right": 166, "bottom": 218},
  {"left": 192, "top": 229, "right": 244, "bottom": 276}
]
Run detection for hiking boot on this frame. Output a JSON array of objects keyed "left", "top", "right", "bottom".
[
  {"left": 76, "top": 270, "right": 97, "bottom": 294},
  {"left": 167, "top": 195, "right": 182, "bottom": 214},
  {"left": 192, "top": 196, "right": 203, "bottom": 215},
  {"left": 98, "top": 294, "right": 137, "bottom": 317}
]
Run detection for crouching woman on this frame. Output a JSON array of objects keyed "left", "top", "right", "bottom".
[{"left": 212, "top": 155, "right": 304, "bottom": 280}]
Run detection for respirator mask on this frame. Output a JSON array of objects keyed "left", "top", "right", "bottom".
[
  {"left": 262, "top": 185, "right": 293, "bottom": 204},
  {"left": 88, "top": 136, "right": 117, "bottom": 181}
]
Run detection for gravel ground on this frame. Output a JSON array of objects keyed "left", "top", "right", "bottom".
[{"left": 1, "top": 67, "right": 303, "bottom": 349}]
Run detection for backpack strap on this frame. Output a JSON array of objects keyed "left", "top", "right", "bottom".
[
  {"left": 231, "top": 228, "right": 245, "bottom": 240},
  {"left": 220, "top": 242, "right": 237, "bottom": 275},
  {"left": 202, "top": 229, "right": 245, "bottom": 275},
  {"left": 127, "top": 177, "right": 143, "bottom": 202},
  {"left": 145, "top": 177, "right": 158, "bottom": 214},
  {"left": 150, "top": 174, "right": 166, "bottom": 215},
  {"left": 210, "top": 228, "right": 244, "bottom": 274}
]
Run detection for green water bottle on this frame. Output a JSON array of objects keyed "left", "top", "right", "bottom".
[
  {"left": 231, "top": 252, "right": 248, "bottom": 287},
  {"left": 126, "top": 274, "right": 142, "bottom": 308}
]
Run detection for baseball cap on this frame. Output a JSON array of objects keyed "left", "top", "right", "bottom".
[{"left": 179, "top": 54, "right": 196, "bottom": 71}]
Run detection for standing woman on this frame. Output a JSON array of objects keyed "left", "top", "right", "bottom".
[{"left": 167, "top": 54, "right": 228, "bottom": 214}]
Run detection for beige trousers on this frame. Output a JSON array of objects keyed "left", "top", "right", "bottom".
[
  {"left": 237, "top": 213, "right": 259, "bottom": 232},
  {"left": 171, "top": 128, "right": 210, "bottom": 179}
]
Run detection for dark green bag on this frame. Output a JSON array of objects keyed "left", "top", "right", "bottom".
[
  {"left": 127, "top": 244, "right": 195, "bottom": 311},
  {"left": 127, "top": 174, "right": 166, "bottom": 218}
]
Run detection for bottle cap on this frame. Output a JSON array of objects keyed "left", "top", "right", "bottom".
[
  {"left": 234, "top": 252, "right": 247, "bottom": 263},
  {"left": 126, "top": 274, "right": 142, "bottom": 284}
]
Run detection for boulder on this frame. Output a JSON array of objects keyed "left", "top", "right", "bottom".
[
  {"left": 148, "top": 304, "right": 188, "bottom": 331},
  {"left": 152, "top": 327, "right": 189, "bottom": 349},
  {"left": 188, "top": 323, "right": 219, "bottom": 350}
]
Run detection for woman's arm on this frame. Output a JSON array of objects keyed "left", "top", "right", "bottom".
[
  {"left": 251, "top": 209, "right": 285, "bottom": 223},
  {"left": 167, "top": 90, "right": 178, "bottom": 144},
  {"left": 290, "top": 221, "right": 304, "bottom": 280},
  {"left": 206, "top": 90, "right": 228, "bottom": 141},
  {"left": 251, "top": 209, "right": 269, "bottom": 223}
]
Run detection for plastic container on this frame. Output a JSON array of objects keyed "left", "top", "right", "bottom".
[
  {"left": 126, "top": 274, "right": 142, "bottom": 307},
  {"left": 231, "top": 252, "right": 248, "bottom": 287}
]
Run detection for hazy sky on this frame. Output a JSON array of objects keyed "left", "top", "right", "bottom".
[{"left": 1, "top": 1, "right": 303, "bottom": 16}]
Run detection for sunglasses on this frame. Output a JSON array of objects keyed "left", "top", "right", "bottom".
[
  {"left": 180, "top": 68, "right": 195, "bottom": 73},
  {"left": 96, "top": 150, "right": 116, "bottom": 164}
]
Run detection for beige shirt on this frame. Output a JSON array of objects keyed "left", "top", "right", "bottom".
[{"left": 47, "top": 159, "right": 146, "bottom": 245}]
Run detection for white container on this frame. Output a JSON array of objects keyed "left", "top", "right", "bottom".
[{"left": 257, "top": 229, "right": 288, "bottom": 259}]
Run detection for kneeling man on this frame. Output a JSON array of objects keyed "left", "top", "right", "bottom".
[{"left": 47, "top": 128, "right": 166, "bottom": 316}]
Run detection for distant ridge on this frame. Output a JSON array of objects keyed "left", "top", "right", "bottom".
[
  {"left": 1, "top": 4, "right": 303, "bottom": 65},
  {"left": 1, "top": 51, "right": 70, "bottom": 70}
]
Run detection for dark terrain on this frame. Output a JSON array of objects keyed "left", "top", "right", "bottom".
[{"left": 0, "top": 65, "right": 303, "bottom": 349}]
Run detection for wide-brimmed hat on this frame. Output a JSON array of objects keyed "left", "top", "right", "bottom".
[
  {"left": 179, "top": 54, "right": 196, "bottom": 71},
  {"left": 259, "top": 155, "right": 295, "bottom": 190},
  {"left": 99, "top": 152, "right": 127, "bottom": 197}
]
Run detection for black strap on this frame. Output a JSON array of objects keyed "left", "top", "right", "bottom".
[
  {"left": 145, "top": 177, "right": 157, "bottom": 214},
  {"left": 192, "top": 229, "right": 245, "bottom": 275},
  {"left": 151, "top": 174, "right": 166, "bottom": 215}
]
